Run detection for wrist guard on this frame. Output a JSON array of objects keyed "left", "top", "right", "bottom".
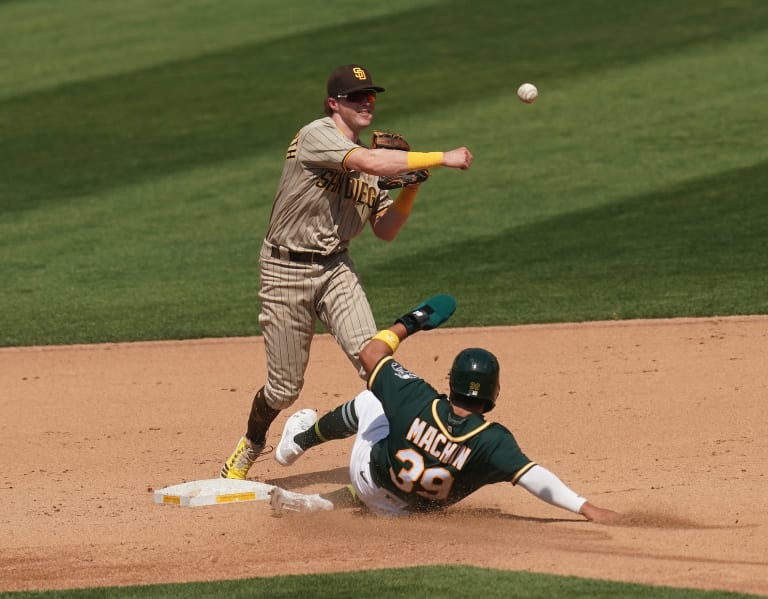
[{"left": 395, "top": 293, "right": 456, "bottom": 336}]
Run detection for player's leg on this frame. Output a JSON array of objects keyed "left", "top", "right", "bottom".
[
  {"left": 273, "top": 259, "right": 375, "bottom": 469},
  {"left": 259, "top": 259, "right": 317, "bottom": 410},
  {"left": 221, "top": 255, "right": 316, "bottom": 479},
  {"left": 271, "top": 482, "right": 362, "bottom": 512},
  {"left": 220, "top": 385, "right": 276, "bottom": 479},
  {"left": 271, "top": 392, "right": 365, "bottom": 513},
  {"left": 269, "top": 486, "right": 335, "bottom": 513},
  {"left": 346, "top": 390, "right": 408, "bottom": 516},
  {"left": 316, "top": 257, "right": 377, "bottom": 379},
  {"left": 274, "top": 397, "right": 357, "bottom": 465},
  {"left": 271, "top": 390, "right": 405, "bottom": 515}
]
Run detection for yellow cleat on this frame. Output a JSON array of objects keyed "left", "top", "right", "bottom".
[{"left": 220, "top": 436, "right": 264, "bottom": 480}]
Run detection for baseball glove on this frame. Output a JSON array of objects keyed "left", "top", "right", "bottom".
[
  {"left": 377, "top": 170, "right": 430, "bottom": 190},
  {"left": 371, "top": 131, "right": 430, "bottom": 190},
  {"left": 371, "top": 131, "right": 411, "bottom": 152}
]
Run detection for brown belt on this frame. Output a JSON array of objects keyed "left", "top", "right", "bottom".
[{"left": 270, "top": 246, "right": 344, "bottom": 264}]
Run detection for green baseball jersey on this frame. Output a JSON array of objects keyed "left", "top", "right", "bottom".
[{"left": 367, "top": 357, "right": 535, "bottom": 512}]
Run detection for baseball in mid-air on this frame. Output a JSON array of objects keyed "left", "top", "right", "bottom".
[{"left": 517, "top": 82, "right": 538, "bottom": 104}]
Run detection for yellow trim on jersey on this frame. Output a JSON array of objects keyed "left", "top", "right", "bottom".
[
  {"left": 511, "top": 461, "right": 537, "bottom": 485},
  {"left": 342, "top": 146, "right": 363, "bottom": 171},
  {"left": 431, "top": 399, "right": 493, "bottom": 442},
  {"left": 367, "top": 355, "right": 394, "bottom": 390}
]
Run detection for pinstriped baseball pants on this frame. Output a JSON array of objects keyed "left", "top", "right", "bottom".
[{"left": 258, "top": 244, "right": 377, "bottom": 410}]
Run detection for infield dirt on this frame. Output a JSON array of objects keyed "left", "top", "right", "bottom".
[{"left": 1, "top": 317, "right": 766, "bottom": 595}]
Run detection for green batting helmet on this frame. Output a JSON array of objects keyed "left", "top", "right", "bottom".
[{"left": 449, "top": 348, "right": 500, "bottom": 413}]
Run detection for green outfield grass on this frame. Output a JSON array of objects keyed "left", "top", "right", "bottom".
[
  {"left": 0, "top": 566, "right": 762, "bottom": 599},
  {"left": 1, "top": 1, "right": 767, "bottom": 597}
]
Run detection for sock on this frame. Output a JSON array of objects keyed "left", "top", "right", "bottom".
[
  {"left": 246, "top": 386, "right": 280, "bottom": 445},
  {"left": 295, "top": 399, "right": 358, "bottom": 450}
]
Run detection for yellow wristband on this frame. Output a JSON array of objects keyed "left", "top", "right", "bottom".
[
  {"left": 371, "top": 329, "right": 400, "bottom": 353},
  {"left": 392, "top": 186, "right": 417, "bottom": 215},
  {"left": 407, "top": 151, "right": 444, "bottom": 170}
]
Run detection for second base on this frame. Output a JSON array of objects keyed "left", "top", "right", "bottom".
[{"left": 154, "top": 478, "right": 274, "bottom": 507}]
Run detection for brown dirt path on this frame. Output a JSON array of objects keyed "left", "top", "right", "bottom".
[{"left": 1, "top": 317, "right": 766, "bottom": 595}]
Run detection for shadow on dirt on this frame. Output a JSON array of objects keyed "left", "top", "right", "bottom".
[{"left": 265, "top": 466, "right": 349, "bottom": 488}]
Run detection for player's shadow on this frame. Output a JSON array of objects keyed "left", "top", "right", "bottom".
[
  {"left": 444, "top": 507, "right": 577, "bottom": 524},
  {"left": 265, "top": 466, "right": 349, "bottom": 488}
]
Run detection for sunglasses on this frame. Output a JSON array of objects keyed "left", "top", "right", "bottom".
[{"left": 336, "top": 90, "right": 377, "bottom": 104}]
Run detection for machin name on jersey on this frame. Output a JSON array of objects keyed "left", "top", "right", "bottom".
[{"left": 406, "top": 418, "right": 472, "bottom": 471}]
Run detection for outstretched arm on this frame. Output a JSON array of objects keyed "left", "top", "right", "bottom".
[
  {"left": 346, "top": 147, "right": 473, "bottom": 176},
  {"left": 516, "top": 465, "right": 618, "bottom": 523}
]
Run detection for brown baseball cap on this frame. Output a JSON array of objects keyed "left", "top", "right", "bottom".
[{"left": 327, "top": 64, "right": 385, "bottom": 97}]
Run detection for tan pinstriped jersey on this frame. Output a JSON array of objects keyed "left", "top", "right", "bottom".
[{"left": 264, "top": 117, "right": 393, "bottom": 255}]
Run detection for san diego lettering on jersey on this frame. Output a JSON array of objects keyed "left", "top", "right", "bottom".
[
  {"left": 405, "top": 418, "right": 472, "bottom": 471},
  {"left": 315, "top": 169, "right": 379, "bottom": 209}
]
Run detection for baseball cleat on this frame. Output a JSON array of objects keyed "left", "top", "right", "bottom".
[
  {"left": 269, "top": 486, "right": 333, "bottom": 514},
  {"left": 220, "top": 436, "right": 264, "bottom": 479},
  {"left": 275, "top": 408, "right": 318, "bottom": 466}
]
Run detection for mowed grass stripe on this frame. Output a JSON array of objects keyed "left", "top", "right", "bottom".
[
  {"left": 0, "top": 0, "right": 443, "bottom": 99},
  {"left": 3, "top": 1, "right": 768, "bottom": 209}
]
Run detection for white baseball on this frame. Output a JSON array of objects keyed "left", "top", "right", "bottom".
[{"left": 517, "top": 82, "right": 538, "bottom": 103}]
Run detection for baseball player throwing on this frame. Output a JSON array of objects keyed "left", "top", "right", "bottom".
[
  {"left": 221, "top": 64, "right": 473, "bottom": 480},
  {"left": 268, "top": 294, "right": 619, "bottom": 523}
]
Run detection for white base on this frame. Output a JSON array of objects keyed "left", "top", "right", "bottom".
[{"left": 154, "top": 478, "right": 274, "bottom": 507}]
